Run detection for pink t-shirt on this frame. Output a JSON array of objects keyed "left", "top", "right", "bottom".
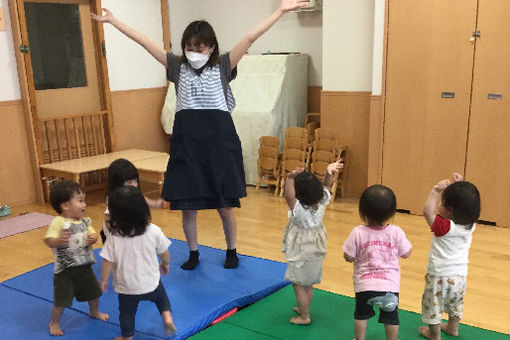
[{"left": 342, "top": 224, "right": 412, "bottom": 293}]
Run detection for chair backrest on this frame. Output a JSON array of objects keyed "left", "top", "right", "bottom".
[
  {"left": 310, "top": 161, "right": 329, "bottom": 178},
  {"left": 259, "top": 136, "right": 279, "bottom": 149},
  {"left": 313, "top": 138, "right": 336, "bottom": 153},
  {"left": 259, "top": 145, "right": 279, "bottom": 159},
  {"left": 285, "top": 127, "right": 307, "bottom": 140},
  {"left": 312, "top": 150, "right": 336, "bottom": 163},
  {"left": 282, "top": 148, "right": 307, "bottom": 162},
  {"left": 39, "top": 112, "right": 108, "bottom": 164},
  {"left": 258, "top": 156, "right": 279, "bottom": 172},
  {"left": 281, "top": 159, "right": 306, "bottom": 173},
  {"left": 284, "top": 136, "right": 308, "bottom": 150},
  {"left": 314, "top": 128, "right": 337, "bottom": 142}
]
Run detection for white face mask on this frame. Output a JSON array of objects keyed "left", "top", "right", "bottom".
[{"left": 185, "top": 51, "right": 210, "bottom": 69}]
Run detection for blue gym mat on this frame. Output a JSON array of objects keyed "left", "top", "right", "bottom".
[{"left": 0, "top": 239, "right": 289, "bottom": 339}]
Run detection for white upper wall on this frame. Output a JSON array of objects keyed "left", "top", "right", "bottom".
[
  {"left": 322, "top": 0, "right": 375, "bottom": 92},
  {"left": 372, "top": 0, "right": 385, "bottom": 95},
  {"left": 1, "top": 0, "right": 22, "bottom": 101},
  {"left": 0, "top": 0, "right": 164, "bottom": 101},
  {"left": 1, "top": 0, "right": 386, "bottom": 101},
  {"left": 102, "top": 0, "right": 165, "bottom": 91},
  {"left": 168, "top": 0, "right": 323, "bottom": 86}
]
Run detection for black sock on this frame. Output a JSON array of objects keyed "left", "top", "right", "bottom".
[
  {"left": 224, "top": 248, "right": 239, "bottom": 269},
  {"left": 181, "top": 250, "right": 199, "bottom": 270}
]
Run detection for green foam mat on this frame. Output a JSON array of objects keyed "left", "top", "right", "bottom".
[{"left": 191, "top": 286, "right": 510, "bottom": 339}]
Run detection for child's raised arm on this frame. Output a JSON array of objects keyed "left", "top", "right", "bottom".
[
  {"left": 91, "top": 8, "right": 167, "bottom": 67},
  {"left": 323, "top": 160, "right": 344, "bottom": 191},
  {"left": 423, "top": 179, "right": 450, "bottom": 227},
  {"left": 284, "top": 168, "right": 304, "bottom": 210},
  {"left": 229, "top": 0, "right": 310, "bottom": 70}
]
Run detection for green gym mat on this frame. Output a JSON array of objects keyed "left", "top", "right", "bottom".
[{"left": 190, "top": 286, "right": 510, "bottom": 339}]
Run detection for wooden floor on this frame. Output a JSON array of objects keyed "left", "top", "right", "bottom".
[{"left": 1, "top": 185, "right": 509, "bottom": 335}]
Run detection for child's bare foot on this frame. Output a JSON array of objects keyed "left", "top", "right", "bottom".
[
  {"left": 162, "top": 311, "right": 177, "bottom": 335},
  {"left": 440, "top": 323, "right": 458, "bottom": 336},
  {"left": 49, "top": 321, "right": 63, "bottom": 336},
  {"left": 165, "top": 322, "right": 177, "bottom": 336},
  {"left": 419, "top": 326, "right": 440, "bottom": 340},
  {"left": 290, "top": 316, "right": 311, "bottom": 325},
  {"left": 89, "top": 311, "right": 109, "bottom": 321},
  {"left": 293, "top": 306, "right": 300, "bottom": 314}
]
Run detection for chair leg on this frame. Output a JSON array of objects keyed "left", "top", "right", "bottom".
[{"left": 280, "top": 176, "right": 286, "bottom": 197}]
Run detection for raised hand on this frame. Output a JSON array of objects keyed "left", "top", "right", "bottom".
[
  {"left": 91, "top": 8, "right": 114, "bottom": 23},
  {"left": 452, "top": 172, "right": 464, "bottom": 182},
  {"left": 327, "top": 160, "right": 344, "bottom": 175},
  {"left": 433, "top": 179, "right": 451, "bottom": 193},
  {"left": 280, "top": 0, "right": 311, "bottom": 13}
]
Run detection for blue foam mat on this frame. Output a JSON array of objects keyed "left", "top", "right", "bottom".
[{"left": 1, "top": 239, "right": 289, "bottom": 339}]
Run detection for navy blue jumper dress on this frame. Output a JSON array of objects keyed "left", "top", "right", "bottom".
[{"left": 161, "top": 52, "right": 247, "bottom": 210}]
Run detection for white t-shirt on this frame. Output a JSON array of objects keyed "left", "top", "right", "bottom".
[
  {"left": 291, "top": 189, "right": 331, "bottom": 229},
  {"left": 100, "top": 223, "right": 171, "bottom": 295},
  {"left": 426, "top": 215, "right": 475, "bottom": 276}
]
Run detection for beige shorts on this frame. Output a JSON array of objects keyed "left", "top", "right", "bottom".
[{"left": 421, "top": 273, "right": 466, "bottom": 324}]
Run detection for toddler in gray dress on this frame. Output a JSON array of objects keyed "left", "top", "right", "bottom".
[{"left": 282, "top": 160, "right": 343, "bottom": 325}]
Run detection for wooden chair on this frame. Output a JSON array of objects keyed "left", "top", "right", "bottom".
[
  {"left": 256, "top": 136, "right": 281, "bottom": 195},
  {"left": 284, "top": 127, "right": 312, "bottom": 169},
  {"left": 279, "top": 145, "right": 308, "bottom": 197},
  {"left": 39, "top": 111, "right": 110, "bottom": 198},
  {"left": 306, "top": 122, "right": 319, "bottom": 145}
]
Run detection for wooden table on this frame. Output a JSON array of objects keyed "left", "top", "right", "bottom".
[
  {"left": 132, "top": 153, "right": 170, "bottom": 187},
  {"left": 40, "top": 149, "right": 170, "bottom": 201}
]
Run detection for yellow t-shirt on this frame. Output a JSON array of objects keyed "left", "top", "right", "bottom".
[
  {"left": 45, "top": 216, "right": 96, "bottom": 274},
  {"left": 45, "top": 215, "right": 95, "bottom": 239}
]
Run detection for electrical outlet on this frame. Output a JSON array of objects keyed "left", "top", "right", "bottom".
[{"left": 0, "top": 8, "right": 6, "bottom": 31}]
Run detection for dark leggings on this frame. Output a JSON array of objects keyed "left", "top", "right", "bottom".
[{"left": 118, "top": 280, "right": 171, "bottom": 337}]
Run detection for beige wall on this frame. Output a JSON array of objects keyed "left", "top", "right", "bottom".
[
  {"left": 0, "top": 100, "right": 37, "bottom": 206},
  {"left": 111, "top": 87, "right": 169, "bottom": 152},
  {"left": 321, "top": 92, "right": 371, "bottom": 197}
]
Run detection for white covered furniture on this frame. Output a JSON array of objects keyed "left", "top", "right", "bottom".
[{"left": 161, "top": 54, "right": 308, "bottom": 185}]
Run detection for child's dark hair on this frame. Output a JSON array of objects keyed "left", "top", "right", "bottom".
[
  {"left": 50, "top": 180, "right": 83, "bottom": 214},
  {"left": 294, "top": 171, "right": 324, "bottom": 206},
  {"left": 181, "top": 20, "right": 220, "bottom": 66},
  {"left": 108, "top": 158, "right": 140, "bottom": 194},
  {"left": 108, "top": 186, "right": 150, "bottom": 237},
  {"left": 442, "top": 181, "right": 480, "bottom": 228},
  {"left": 359, "top": 185, "right": 396, "bottom": 226}
]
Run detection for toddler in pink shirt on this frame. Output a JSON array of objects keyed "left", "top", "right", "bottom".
[{"left": 343, "top": 185, "right": 412, "bottom": 340}]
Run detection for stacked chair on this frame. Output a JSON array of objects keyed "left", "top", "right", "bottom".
[
  {"left": 255, "top": 136, "right": 281, "bottom": 195},
  {"left": 279, "top": 127, "right": 311, "bottom": 197},
  {"left": 310, "top": 128, "right": 348, "bottom": 199},
  {"left": 256, "top": 126, "right": 349, "bottom": 201}
]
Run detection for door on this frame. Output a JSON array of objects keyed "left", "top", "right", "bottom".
[
  {"left": 13, "top": 0, "right": 113, "bottom": 163},
  {"left": 465, "top": 0, "right": 510, "bottom": 227},
  {"left": 383, "top": 0, "right": 478, "bottom": 214}
]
